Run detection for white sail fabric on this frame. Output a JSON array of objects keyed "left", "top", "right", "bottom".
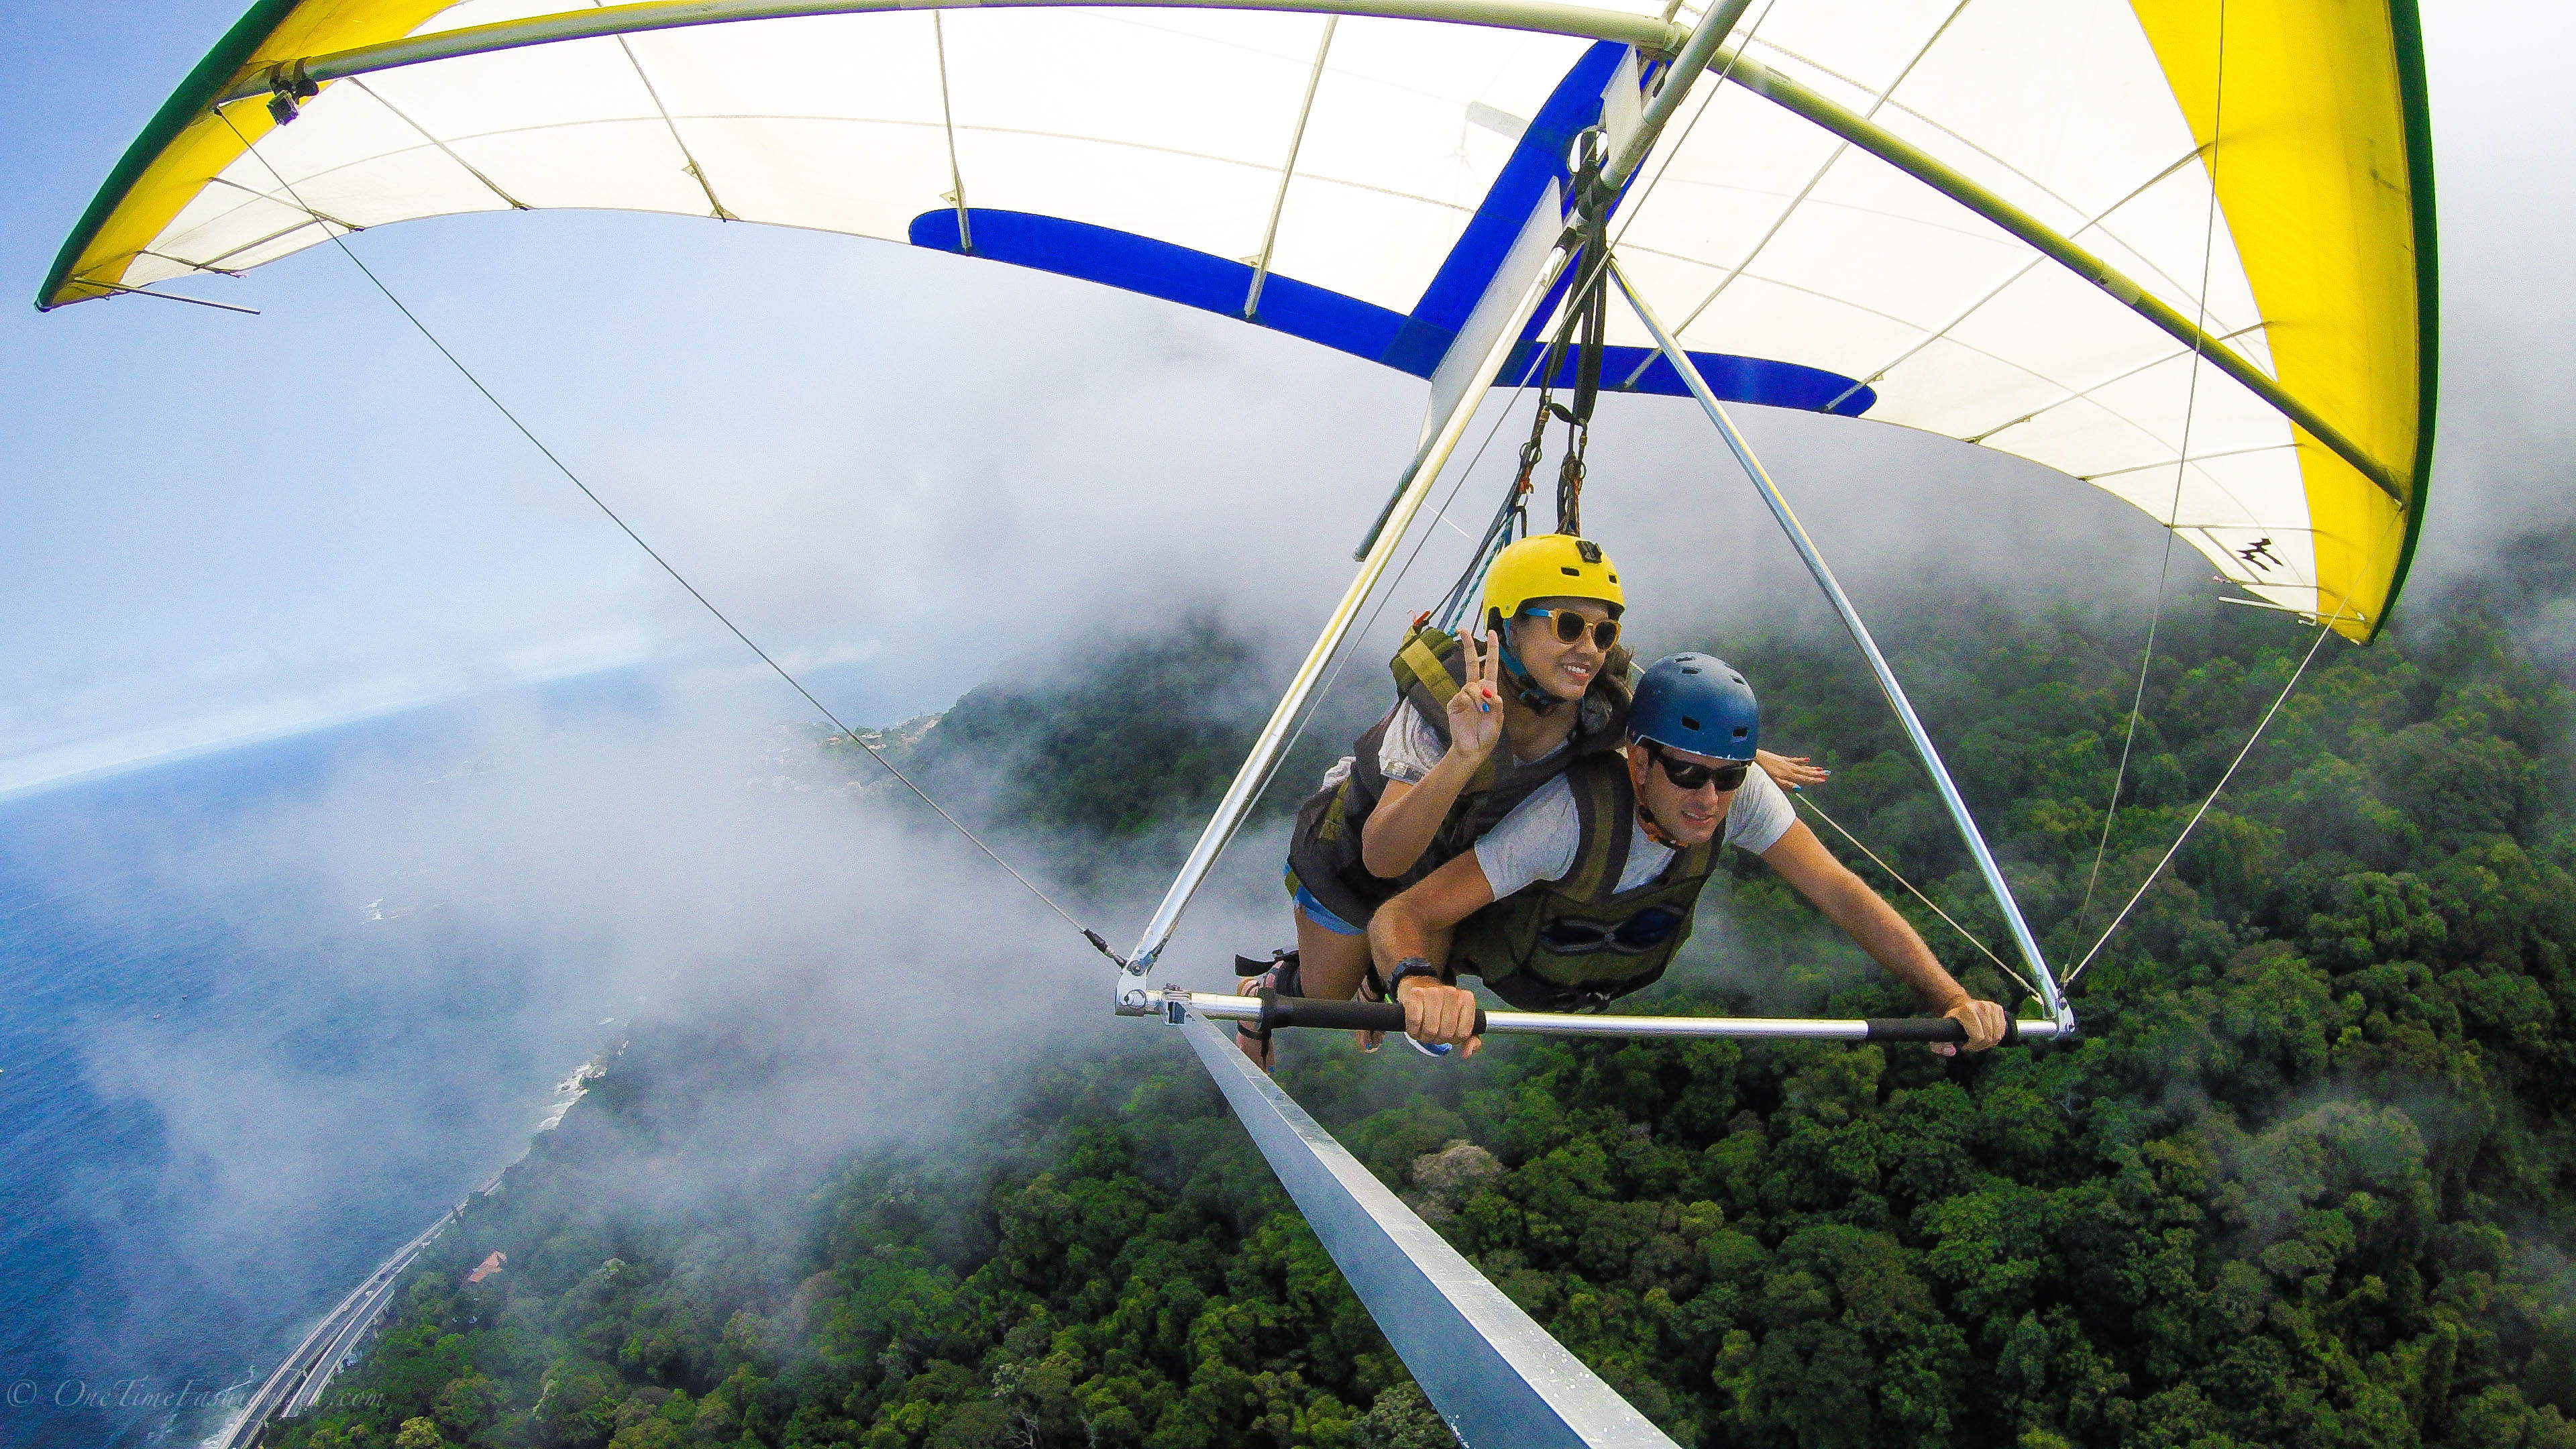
[{"left": 45, "top": 0, "right": 2434, "bottom": 637}]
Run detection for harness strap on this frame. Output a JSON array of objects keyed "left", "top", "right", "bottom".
[{"left": 1560, "top": 762, "right": 1629, "bottom": 902}]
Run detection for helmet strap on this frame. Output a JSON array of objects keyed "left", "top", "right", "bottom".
[
  {"left": 1494, "top": 636, "right": 1564, "bottom": 714},
  {"left": 1636, "top": 800, "right": 1682, "bottom": 851},
  {"left": 1628, "top": 749, "right": 1683, "bottom": 849}
]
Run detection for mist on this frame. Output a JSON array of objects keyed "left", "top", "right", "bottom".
[{"left": 30, "top": 671, "right": 1180, "bottom": 1419}]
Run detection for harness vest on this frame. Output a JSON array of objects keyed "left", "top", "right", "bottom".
[
  {"left": 1285, "top": 623, "right": 1631, "bottom": 930},
  {"left": 1449, "top": 753, "right": 1720, "bottom": 1010}
]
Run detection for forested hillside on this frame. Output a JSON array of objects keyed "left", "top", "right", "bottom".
[{"left": 274, "top": 529, "right": 2576, "bottom": 1449}]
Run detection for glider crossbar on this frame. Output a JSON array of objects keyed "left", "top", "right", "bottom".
[
  {"left": 1176, "top": 1008, "right": 1681, "bottom": 1446},
  {"left": 1611, "top": 258, "right": 2076, "bottom": 1034},
  {"left": 175, "top": 0, "right": 2405, "bottom": 503},
  {"left": 1165, "top": 989, "right": 2061, "bottom": 1043},
  {"left": 211, "top": 0, "right": 1685, "bottom": 108}
]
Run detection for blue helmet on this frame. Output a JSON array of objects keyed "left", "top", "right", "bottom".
[{"left": 1629, "top": 653, "right": 1758, "bottom": 761}]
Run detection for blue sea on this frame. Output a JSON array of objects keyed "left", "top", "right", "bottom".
[{"left": 0, "top": 680, "right": 657, "bottom": 1448}]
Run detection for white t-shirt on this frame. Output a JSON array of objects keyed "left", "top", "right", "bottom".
[
  {"left": 1473, "top": 764, "right": 1796, "bottom": 899},
  {"left": 1378, "top": 701, "right": 1448, "bottom": 783}
]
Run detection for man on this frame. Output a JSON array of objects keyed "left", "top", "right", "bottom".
[{"left": 1368, "top": 652, "right": 2010, "bottom": 1057}]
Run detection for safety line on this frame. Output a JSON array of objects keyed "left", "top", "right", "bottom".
[
  {"left": 2077, "top": 0, "right": 2227, "bottom": 932},
  {"left": 1426, "top": 222, "right": 1635, "bottom": 625},
  {"left": 1791, "top": 790, "right": 2033, "bottom": 998},
  {"left": 1601, "top": 0, "right": 1779, "bottom": 390},
  {"left": 2063, "top": 602, "right": 2339, "bottom": 987},
  {"left": 215, "top": 111, "right": 1126, "bottom": 966}
]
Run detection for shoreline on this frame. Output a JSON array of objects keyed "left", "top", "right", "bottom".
[{"left": 204, "top": 1041, "right": 622, "bottom": 1448}]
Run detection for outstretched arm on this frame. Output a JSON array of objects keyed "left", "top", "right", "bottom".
[
  {"left": 1367, "top": 851, "right": 1497, "bottom": 1055},
  {"left": 1757, "top": 821, "right": 2007, "bottom": 1053}
]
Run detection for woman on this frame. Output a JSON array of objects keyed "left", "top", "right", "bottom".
[{"left": 1243, "top": 534, "right": 1822, "bottom": 1065}]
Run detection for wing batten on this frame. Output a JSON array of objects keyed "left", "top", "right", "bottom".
[{"left": 1712, "top": 43, "right": 2404, "bottom": 508}]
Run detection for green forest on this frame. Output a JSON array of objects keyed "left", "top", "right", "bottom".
[{"left": 273, "top": 527, "right": 2576, "bottom": 1449}]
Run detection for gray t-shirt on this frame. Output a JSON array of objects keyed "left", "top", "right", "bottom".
[{"left": 1473, "top": 764, "right": 1797, "bottom": 899}]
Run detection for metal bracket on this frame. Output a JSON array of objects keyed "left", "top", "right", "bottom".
[
  {"left": 265, "top": 61, "right": 319, "bottom": 125},
  {"left": 1114, "top": 969, "right": 1156, "bottom": 1016}
]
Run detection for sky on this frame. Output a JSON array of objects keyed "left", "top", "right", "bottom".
[{"left": 2, "top": 1, "right": 2571, "bottom": 798}]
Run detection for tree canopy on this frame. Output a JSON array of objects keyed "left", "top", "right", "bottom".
[{"left": 274, "top": 527, "right": 2576, "bottom": 1449}]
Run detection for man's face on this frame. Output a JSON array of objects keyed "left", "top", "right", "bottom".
[{"left": 1628, "top": 741, "right": 1739, "bottom": 847}]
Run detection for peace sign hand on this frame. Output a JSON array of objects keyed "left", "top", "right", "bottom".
[{"left": 1445, "top": 627, "right": 1505, "bottom": 763}]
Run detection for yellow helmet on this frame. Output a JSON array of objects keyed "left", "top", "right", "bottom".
[{"left": 1480, "top": 533, "right": 1623, "bottom": 630}]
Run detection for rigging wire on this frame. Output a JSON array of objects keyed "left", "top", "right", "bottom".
[
  {"left": 1415, "top": 0, "right": 1797, "bottom": 645},
  {"left": 1434, "top": 0, "right": 1791, "bottom": 594},
  {"left": 1621, "top": 0, "right": 1962, "bottom": 387},
  {"left": 215, "top": 109, "right": 1126, "bottom": 966},
  {"left": 1790, "top": 791, "right": 2035, "bottom": 998},
  {"left": 2077, "top": 1, "right": 2229, "bottom": 932},
  {"left": 1604, "top": 0, "right": 1781, "bottom": 264},
  {"left": 1430, "top": 233, "right": 1631, "bottom": 630},
  {"left": 2063, "top": 598, "right": 2344, "bottom": 987}
]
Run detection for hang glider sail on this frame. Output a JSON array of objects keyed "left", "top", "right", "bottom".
[
  {"left": 46, "top": 0, "right": 2430, "bottom": 638},
  {"left": 47, "top": 5, "right": 2434, "bottom": 1444}
]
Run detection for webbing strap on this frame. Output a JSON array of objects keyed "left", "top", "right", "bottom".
[
  {"left": 1560, "top": 761, "right": 1628, "bottom": 900},
  {"left": 1395, "top": 631, "right": 1456, "bottom": 704}
]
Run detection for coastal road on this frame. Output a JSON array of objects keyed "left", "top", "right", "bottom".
[
  {"left": 216, "top": 1210, "right": 455, "bottom": 1447},
  {"left": 212, "top": 1049, "right": 606, "bottom": 1445}
]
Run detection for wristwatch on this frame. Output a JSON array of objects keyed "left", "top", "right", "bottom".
[{"left": 1387, "top": 956, "right": 1450, "bottom": 998}]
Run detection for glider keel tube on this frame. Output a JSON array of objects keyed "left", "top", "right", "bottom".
[
  {"left": 1611, "top": 260, "right": 2075, "bottom": 1035},
  {"left": 1177, "top": 1008, "right": 1680, "bottom": 1448},
  {"left": 1118, "top": 241, "right": 1574, "bottom": 1000},
  {"left": 1180, "top": 990, "right": 2060, "bottom": 1044}
]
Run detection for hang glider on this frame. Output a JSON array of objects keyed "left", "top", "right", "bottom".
[
  {"left": 45, "top": 3, "right": 2434, "bottom": 1442},
  {"left": 45, "top": 0, "right": 2431, "bottom": 637}
]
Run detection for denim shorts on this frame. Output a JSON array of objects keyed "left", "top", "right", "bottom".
[{"left": 1283, "top": 864, "right": 1364, "bottom": 936}]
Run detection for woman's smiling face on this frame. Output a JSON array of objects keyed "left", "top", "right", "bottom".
[{"left": 1505, "top": 595, "right": 1619, "bottom": 701}]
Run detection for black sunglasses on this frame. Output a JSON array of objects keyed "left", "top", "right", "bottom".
[
  {"left": 1517, "top": 606, "right": 1620, "bottom": 650},
  {"left": 1645, "top": 741, "right": 1748, "bottom": 792}
]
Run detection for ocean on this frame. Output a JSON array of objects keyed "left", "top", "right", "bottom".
[{"left": 0, "top": 681, "right": 653, "bottom": 1449}]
